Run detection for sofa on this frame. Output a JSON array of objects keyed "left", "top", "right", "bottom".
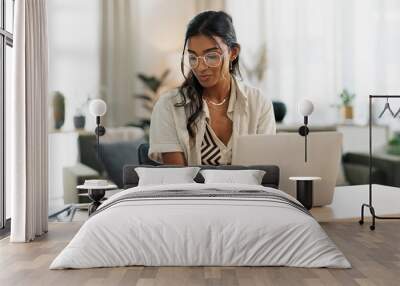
[
  {"left": 343, "top": 151, "right": 399, "bottom": 186},
  {"left": 63, "top": 127, "right": 145, "bottom": 204}
]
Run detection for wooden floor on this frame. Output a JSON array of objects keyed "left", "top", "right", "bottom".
[{"left": 1, "top": 220, "right": 400, "bottom": 286}]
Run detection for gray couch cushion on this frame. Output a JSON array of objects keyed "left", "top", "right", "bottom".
[
  {"left": 78, "top": 134, "right": 104, "bottom": 174},
  {"left": 99, "top": 139, "right": 146, "bottom": 188}
]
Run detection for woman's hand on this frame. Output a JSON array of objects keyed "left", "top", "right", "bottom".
[{"left": 161, "top": 152, "right": 186, "bottom": 165}]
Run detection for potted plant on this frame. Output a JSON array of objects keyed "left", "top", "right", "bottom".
[
  {"left": 339, "top": 89, "right": 356, "bottom": 120},
  {"left": 387, "top": 132, "right": 400, "bottom": 156},
  {"left": 73, "top": 96, "right": 90, "bottom": 130},
  {"left": 73, "top": 108, "right": 86, "bottom": 130},
  {"left": 128, "top": 70, "right": 170, "bottom": 131}
]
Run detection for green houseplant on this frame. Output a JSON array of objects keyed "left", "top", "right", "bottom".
[
  {"left": 135, "top": 69, "right": 170, "bottom": 114},
  {"left": 387, "top": 132, "right": 400, "bottom": 156},
  {"left": 127, "top": 70, "right": 170, "bottom": 132},
  {"left": 340, "top": 89, "right": 356, "bottom": 120}
]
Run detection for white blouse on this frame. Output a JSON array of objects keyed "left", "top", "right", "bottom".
[{"left": 149, "top": 76, "right": 276, "bottom": 165}]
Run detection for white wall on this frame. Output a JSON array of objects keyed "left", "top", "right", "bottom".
[
  {"left": 47, "top": 0, "right": 101, "bottom": 132},
  {"left": 133, "top": 0, "right": 196, "bottom": 119}
]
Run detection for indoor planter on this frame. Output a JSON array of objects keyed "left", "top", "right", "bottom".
[
  {"left": 73, "top": 97, "right": 90, "bottom": 130},
  {"left": 387, "top": 132, "right": 400, "bottom": 156},
  {"left": 73, "top": 113, "right": 86, "bottom": 130},
  {"left": 340, "top": 89, "right": 356, "bottom": 120}
]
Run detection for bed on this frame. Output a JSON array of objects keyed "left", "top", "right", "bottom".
[{"left": 50, "top": 165, "right": 350, "bottom": 269}]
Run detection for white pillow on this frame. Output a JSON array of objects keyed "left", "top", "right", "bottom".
[
  {"left": 135, "top": 167, "right": 201, "bottom": 186},
  {"left": 200, "top": 169, "right": 266, "bottom": 185}
]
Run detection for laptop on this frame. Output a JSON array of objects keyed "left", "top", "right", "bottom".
[{"left": 232, "top": 132, "right": 342, "bottom": 206}]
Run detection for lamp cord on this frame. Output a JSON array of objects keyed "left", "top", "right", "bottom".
[
  {"left": 97, "top": 123, "right": 100, "bottom": 162},
  {"left": 305, "top": 134, "right": 307, "bottom": 162}
]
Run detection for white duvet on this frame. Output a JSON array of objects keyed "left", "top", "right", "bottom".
[{"left": 50, "top": 183, "right": 350, "bottom": 269}]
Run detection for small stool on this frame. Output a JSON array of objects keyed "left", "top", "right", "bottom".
[{"left": 289, "top": 177, "right": 321, "bottom": 210}]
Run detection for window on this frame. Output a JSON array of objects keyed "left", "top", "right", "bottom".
[{"left": 0, "top": 0, "right": 14, "bottom": 232}]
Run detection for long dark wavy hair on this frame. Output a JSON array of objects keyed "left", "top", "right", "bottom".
[{"left": 175, "top": 11, "right": 241, "bottom": 138}]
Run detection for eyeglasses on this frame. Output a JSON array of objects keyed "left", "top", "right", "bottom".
[{"left": 186, "top": 51, "right": 224, "bottom": 69}]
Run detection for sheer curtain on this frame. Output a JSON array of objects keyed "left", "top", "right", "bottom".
[
  {"left": 226, "top": 0, "right": 400, "bottom": 127},
  {"left": 195, "top": 0, "right": 225, "bottom": 12},
  {"left": 100, "top": 0, "right": 140, "bottom": 127},
  {"left": 8, "top": 0, "right": 49, "bottom": 242}
]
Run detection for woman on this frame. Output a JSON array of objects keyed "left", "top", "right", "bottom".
[{"left": 149, "top": 11, "right": 276, "bottom": 165}]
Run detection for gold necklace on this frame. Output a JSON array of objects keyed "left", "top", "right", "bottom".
[{"left": 205, "top": 95, "right": 229, "bottom": 106}]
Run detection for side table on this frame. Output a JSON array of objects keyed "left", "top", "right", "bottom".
[
  {"left": 289, "top": 177, "right": 321, "bottom": 210},
  {"left": 77, "top": 184, "right": 117, "bottom": 215}
]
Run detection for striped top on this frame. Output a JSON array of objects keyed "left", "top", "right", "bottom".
[{"left": 201, "top": 122, "right": 232, "bottom": 165}]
